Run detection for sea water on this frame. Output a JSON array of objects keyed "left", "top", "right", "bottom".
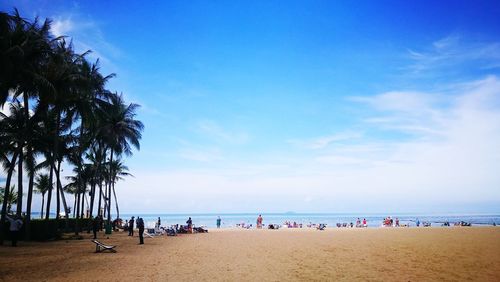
[{"left": 119, "top": 213, "right": 500, "bottom": 229}]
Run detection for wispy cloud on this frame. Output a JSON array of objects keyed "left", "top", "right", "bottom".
[
  {"left": 178, "top": 148, "right": 222, "bottom": 162},
  {"left": 407, "top": 34, "right": 500, "bottom": 74},
  {"left": 50, "top": 15, "right": 123, "bottom": 71},
  {"left": 351, "top": 91, "right": 448, "bottom": 137},
  {"left": 288, "top": 132, "right": 363, "bottom": 149},
  {"left": 196, "top": 119, "right": 249, "bottom": 144}
]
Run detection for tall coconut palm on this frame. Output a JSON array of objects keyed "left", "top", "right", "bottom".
[
  {"left": 34, "top": 173, "right": 50, "bottom": 218},
  {"left": 0, "top": 102, "right": 24, "bottom": 242},
  {"left": 1, "top": 9, "right": 143, "bottom": 241},
  {"left": 40, "top": 39, "right": 81, "bottom": 220},
  {"left": 106, "top": 159, "right": 132, "bottom": 220},
  {"left": 98, "top": 93, "right": 143, "bottom": 226},
  {"left": 0, "top": 10, "right": 54, "bottom": 219}
]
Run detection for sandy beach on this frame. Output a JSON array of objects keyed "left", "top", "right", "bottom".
[{"left": 1, "top": 227, "right": 499, "bottom": 281}]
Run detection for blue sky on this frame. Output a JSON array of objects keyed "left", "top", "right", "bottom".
[{"left": 2, "top": 1, "right": 500, "bottom": 213}]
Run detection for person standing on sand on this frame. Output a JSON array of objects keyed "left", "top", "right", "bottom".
[
  {"left": 128, "top": 216, "right": 135, "bottom": 236},
  {"left": 92, "top": 216, "right": 99, "bottom": 239},
  {"left": 5, "top": 215, "right": 23, "bottom": 247},
  {"left": 216, "top": 216, "right": 221, "bottom": 228},
  {"left": 157, "top": 217, "right": 161, "bottom": 228},
  {"left": 137, "top": 217, "right": 145, "bottom": 244},
  {"left": 186, "top": 217, "right": 193, "bottom": 233},
  {"left": 257, "top": 215, "right": 263, "bottom": 229},
  {"left": 98, "top": 215, "right": 104, "bottom": 231}
]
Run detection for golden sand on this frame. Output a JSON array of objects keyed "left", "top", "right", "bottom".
[{"left": 1, "top": 227, "right": 499, "bottom": 281}]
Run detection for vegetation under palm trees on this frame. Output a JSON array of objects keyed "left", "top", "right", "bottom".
[{"left": 0, "top": 9, "right": 143, "bottom": 242}]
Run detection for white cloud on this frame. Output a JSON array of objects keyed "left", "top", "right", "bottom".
[{"left": 51, "top": 18, "right": 74, "bottom": 37}]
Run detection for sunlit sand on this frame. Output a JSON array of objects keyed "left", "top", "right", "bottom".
[{"left": 1, "top": 227, "right": 499, "bottom": 281}]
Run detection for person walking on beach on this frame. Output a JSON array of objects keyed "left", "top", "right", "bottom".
[
  {"left": 137, "top": 217, "right": 145, "bottom": 244},
  {"left": 157, "top": 217, "right": 161, "bottom": 228},
  {"left": 5, "top": 215, "right": 23, "bottom": 247},
  {"left": 128, "top": 216, "right": 135, "bottom": 236},
  {"left": 257, "top": 215, "right": 263, "bottom": 229},
  {"left": 216, "top": 216, "right": 221, "bottom": 228}
]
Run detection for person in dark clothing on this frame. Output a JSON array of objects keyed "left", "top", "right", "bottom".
[
  {"left": 98, "top": 215, "right": 103, "bottom": 231},
  {"left": 128, "top": 216, "right": 135, "bottom": 236},
  {"left": 137, "top": 217, "right": 145, "bottom": 244},
  {"left": 157, "top": 217, "right": 161, "bottom": 228},
  {"left": 186, "top": 217, "right": 193, "bottom": 233},
  {"left": 92, "top": 216, "right": 99, "bottom": 239},
  {"left": 6, "top": 215, "right": 23, "bottom": 247}
]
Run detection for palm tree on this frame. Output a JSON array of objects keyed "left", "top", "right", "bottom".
[
  {"left": 0, "top": 102, "right": 24, "bottom": 240},
  {"left": 98, "top": 93, "right": 143, "bottom": 227},
  {"left": 1, "top": 9, "right": 143, "bottom": 241},
  {"left": 34, "top": 173, "right": 50, "bottom": 218},
  {"left": 0, "top": 185, "right": 18, "bottom": 214},
  {"left": 106, "top": 159, "right": 132, "bottom": 220},
  {"left": 0, "top": 10, "right": 54, "bottom": 220}
]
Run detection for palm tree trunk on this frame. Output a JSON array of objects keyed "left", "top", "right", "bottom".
[
  {"left": 112, "top": 181, "right": 119, "bottom": 220},
  {"left": 107, "top": 150, "right": 114, "bottom": 225},
  {"left": 76, "top": 190, "right": 80, "bottom": 220},
  {"left": 56, "top": 163, "right": 60, "bottom": 219},
  {"left": 25, "top": 168, "right": 35, "bottom": 240},
  {"left": 21, "top": 94, "right": 31, "bottom": 228},
  {"left": 54, "top": 162, "right": 68, "bottom": 217},
  {"left": 85, "top": 193, "right": 89, "bottom": 218},
  {"left": 103, "top": 180, "right": 108, "bottom": 218},
  {"left": 89, "top": 182, "right": 96, "bottom": 218},
  {"left": 16, "top": 145, "right": 23, "bottom": 216},
  {"left": 45, "top": 154, "right": 54, "bottom": 220},
  {"left": 97, "top": 183, "right": 103, "bottom": 217},
  {"left": 72, "top": 195, "right": 77, "bottom": 218},
  {"left": 0, "top": 152, "right": 19, "bottom": 245},
  {"left": 41, "top": 195, "right": 45, "bottom": 219},
  {"left": 47, "top": 111, "right": 61, "bottom": 220},
  {"left": 81, "top": 188, "right": 85, "bottom": 218}
]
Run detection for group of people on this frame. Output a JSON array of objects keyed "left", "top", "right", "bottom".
[
  {"left": 123, "top": 216, "right": 145, "bottom": 244},
  {"left": 383, "top": 217, "right": 400, "bottom": 227},
  {"left": 335, "top": 218, "right": 368, "bottom": 228},
  {"left": 284, "top": 221, "right": 302, "bottom": 228}
]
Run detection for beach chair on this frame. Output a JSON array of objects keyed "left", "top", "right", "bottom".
[
  {"left": 144, "top": 228, "right": 156, "bottom": 238},
  {"left": 92, "top": 240, "right": 116, "bottom": 253}
]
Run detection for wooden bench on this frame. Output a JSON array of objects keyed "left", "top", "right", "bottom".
[{"left": 92, "top": 239, "right": 117, "bottom": 253}]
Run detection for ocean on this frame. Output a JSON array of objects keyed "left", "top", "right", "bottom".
[{"left": 119, "top": 213, "right": 500, "bottom": 229}]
